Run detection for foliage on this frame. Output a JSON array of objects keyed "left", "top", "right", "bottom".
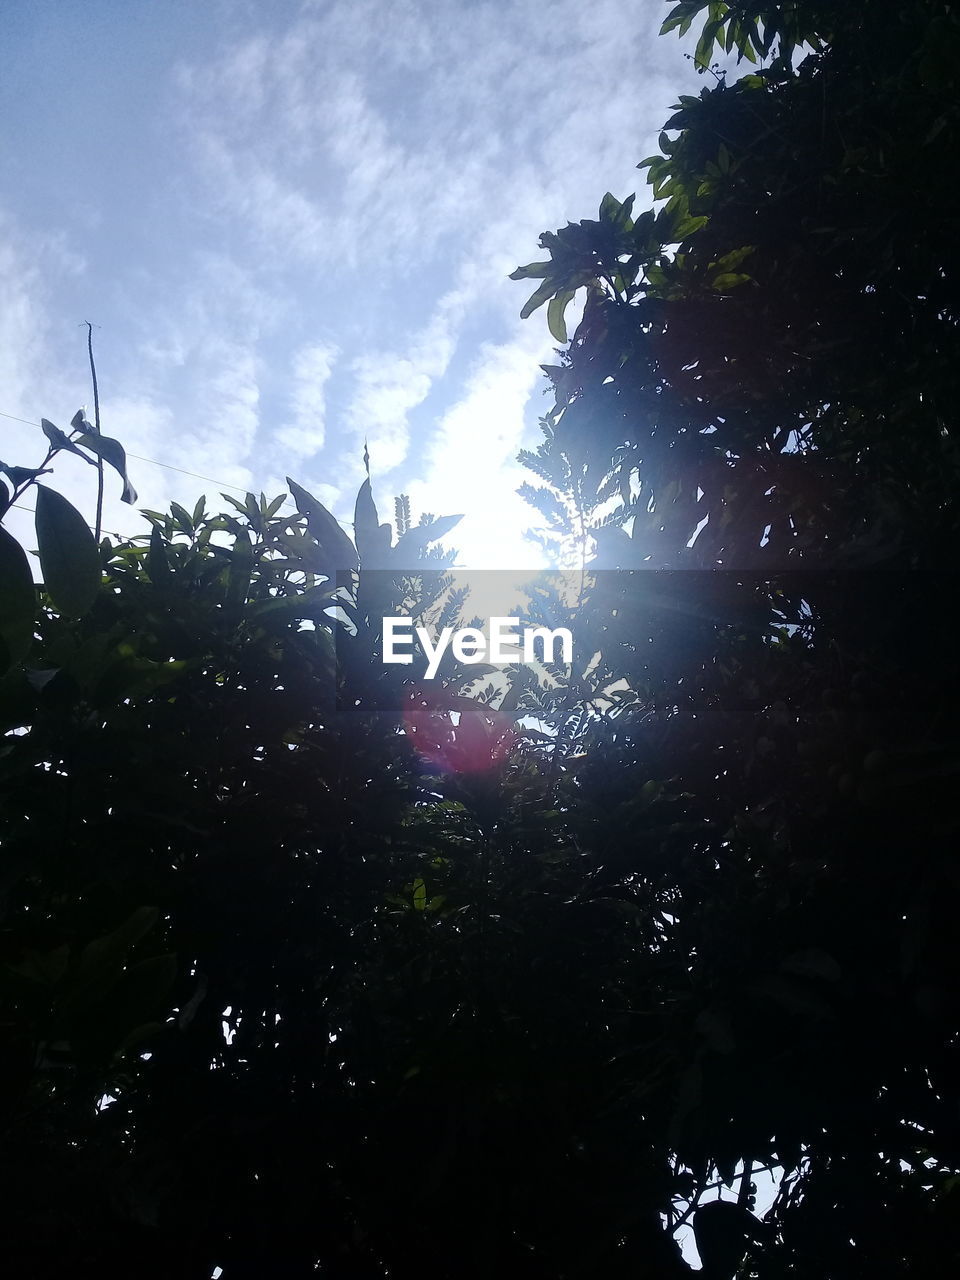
[
  {"left": 506, "top": 0, "right": 960, "bottom": 1273},
  {"left": 1, "top": 2, "right": 959, "bottom": 1276},
  {"left": 513, "top": 0, "right": 960, "bottom": 572}
]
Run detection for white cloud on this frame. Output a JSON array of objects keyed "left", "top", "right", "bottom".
[
  {"left": 342, "top": 280, "right": 468, "bottom": 474},
  {"left": 275, "top": 341, "right": 338, "bottom": 457},
  {"left": 403, "top": 323, "right": 556, "bottom": 568},
  {"left": 5, "top": 0, "right": 708, "bottom": 567}
]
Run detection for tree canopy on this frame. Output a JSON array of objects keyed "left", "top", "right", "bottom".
[{"left": 1, "top": 2, "right": 959, "bottom": 1276}]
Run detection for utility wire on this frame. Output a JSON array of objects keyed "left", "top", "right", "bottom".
[
  {"left": 0, "top": 407, "right": 254, "bottom": 495},
  {"left": 8, "top": 500, "right": 126, "bottom": 541}
]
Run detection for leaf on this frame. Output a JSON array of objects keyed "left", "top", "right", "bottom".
[
  {"left": 354, "top": 478, "right": 392, "bottom": 568},
  {"left": 73, "top": 432, "right": 138, "bottom": 503},
  {"left": 286, "top": 477, "right": 359, "bottom": 571},
  {"left": 226, "top": 529, "right": 253, "bottom": 610},
  {"left": 711, "top": 272, "right": 752, "bottom": 291},
  {"left": 247, "top": 583, "right": 338, "bottom": 625},
  {"left": 148, "top": 524, "right": 171, "bottom": 587},
  {"left": 599, "top": 191, "right": 635, "bottom": 231},
  {"left": 170, "top": 502, "right": 195, "bottom": 535},
  {"left": 519, "top": 277, "right": 562, "bottom": 321},
  {"left": 34, "top": 485, "right": 101, "bottom": 618},
  {"left": 41, "top": 418, "right": 98, "bottom": 466},
  {"left": 0, "top": 526, "right": 36, "bottom": 674},
  {"left": 693, "top": 1201, "right": 758, "bottom": 1279},
  {"left": 25, "top": 666, "right": 59, "bottom": 692},
  {"left": 547, "top": 289, "right": 576, "bottom": 343},
  {"left": 0, "top": 463, "right": 52, "bottom": 486},
  {"left": 392, "top": 513, "right": 463, "bottom": 564},
  {"left": 694, "top": 16, "right": 724, "bottom": 68},
  {"left": 412, "top": 877, "right": 427, "bottom": 911},
  {"left": 508, "top": 260, "right": 553, "bottom": 281}
]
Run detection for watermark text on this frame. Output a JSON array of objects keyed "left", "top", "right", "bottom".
[{"left": 383, "top": 616, "right": 573, "bottom": 679}]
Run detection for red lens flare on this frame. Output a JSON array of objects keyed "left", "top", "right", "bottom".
[{"left": 402, "top": 686, "right": 518, "bottom": 774}]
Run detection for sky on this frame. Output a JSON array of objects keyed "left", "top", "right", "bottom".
[{"left": 1, "top": 0, "right": 706, "bottom": 569}]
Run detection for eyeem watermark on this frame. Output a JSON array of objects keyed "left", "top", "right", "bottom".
[{"left": 383, "top": 616, "right": 573, "bottom": 679}]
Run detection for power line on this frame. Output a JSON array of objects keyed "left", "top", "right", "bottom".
[
  {"left": 0, "top": 407, "right": 254, "bottom": 494},
  {"left": 7, "top": 500, "right": 126, "bottom": 541}
]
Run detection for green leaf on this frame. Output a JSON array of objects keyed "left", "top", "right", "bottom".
[
  {"left": 694, "top": 16, "right": 724, "bottom": 68},
  {"left": 412, "top": 877, "right": 427, "bottom": 911},
  {"left": 519, "top": 277, "right": 561, "bottom": 321},
  {"left": 711, "top": 271, "right": 752, "bottom": 291},
  {"left": 0, "top": 526, "right": 36, "bottom": 674},
  {"left": 286, "top": 477, "right": 359, "bottom": 571},
  {"left": 547, "top": 289, "right": 576, "bottom": 343},
  {"left": 34, "top": 485, "right": 101, "bottom": 618},
  {"left": 73, "top": 432, "right": 138, "bottom": 503},
  {"left": 508, "top": 260, "right": 553, "bottom": 281}
]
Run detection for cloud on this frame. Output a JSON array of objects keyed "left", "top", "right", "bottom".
[
  {"left": 275, "top": 341, "right": 338, "bottom": 458},
  {"left": 402, "top": 322, "right": 557, "bottom": 568},
  {"left": 172, "top": 0, "right": 673, "bottom": 275},
  {"left": 5, "top": 0, "right": 705, "bottom": 568}
]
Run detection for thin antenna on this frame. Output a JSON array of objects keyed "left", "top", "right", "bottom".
[{"left": 83, "top": 322, "right": 104, "bottom": 541}]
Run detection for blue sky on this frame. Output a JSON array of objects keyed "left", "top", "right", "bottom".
[{"left": 2, "top": 0, "right": 704, "bottom": 567}]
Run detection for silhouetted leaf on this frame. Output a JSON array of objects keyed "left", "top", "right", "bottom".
[
  {"left": 148, "top": 524, "right": 171, "bottom": 586},
  {"left": 0, "top": 526, "right": 35, "bottom": 674},
  {"left": 74, "top": 432, "right": 138, "bottom": 503},
  {"left": 0, "top": 463, "right": 52, "bottom": 486},
  {"left": 354, "top": 477, "right": 392, "bottom": 568},
  {"left": 226, "top": 529, "right": 253, "bottom": 610},
  {"left": 392, "top": 513, "right": 463, "bottom": 564},
  {"left": 286, "top": 476, "right": 359, "bottom": 571},
  {"left": 40, "top": 418, "right": 97, "bottom": 465},
  {"left": 34, "top": 485, "right": 101, "bottom": 617}
]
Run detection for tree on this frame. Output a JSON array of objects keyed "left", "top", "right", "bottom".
[
  {"left": 509, "top": 2, "right": 960, "bottom": 1274},
  {"left": 514, "top": 0, "right": 960, "bottom": 571},
  {"left": 2, "top": 3, "right": 959, "bottom": 1275}
]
